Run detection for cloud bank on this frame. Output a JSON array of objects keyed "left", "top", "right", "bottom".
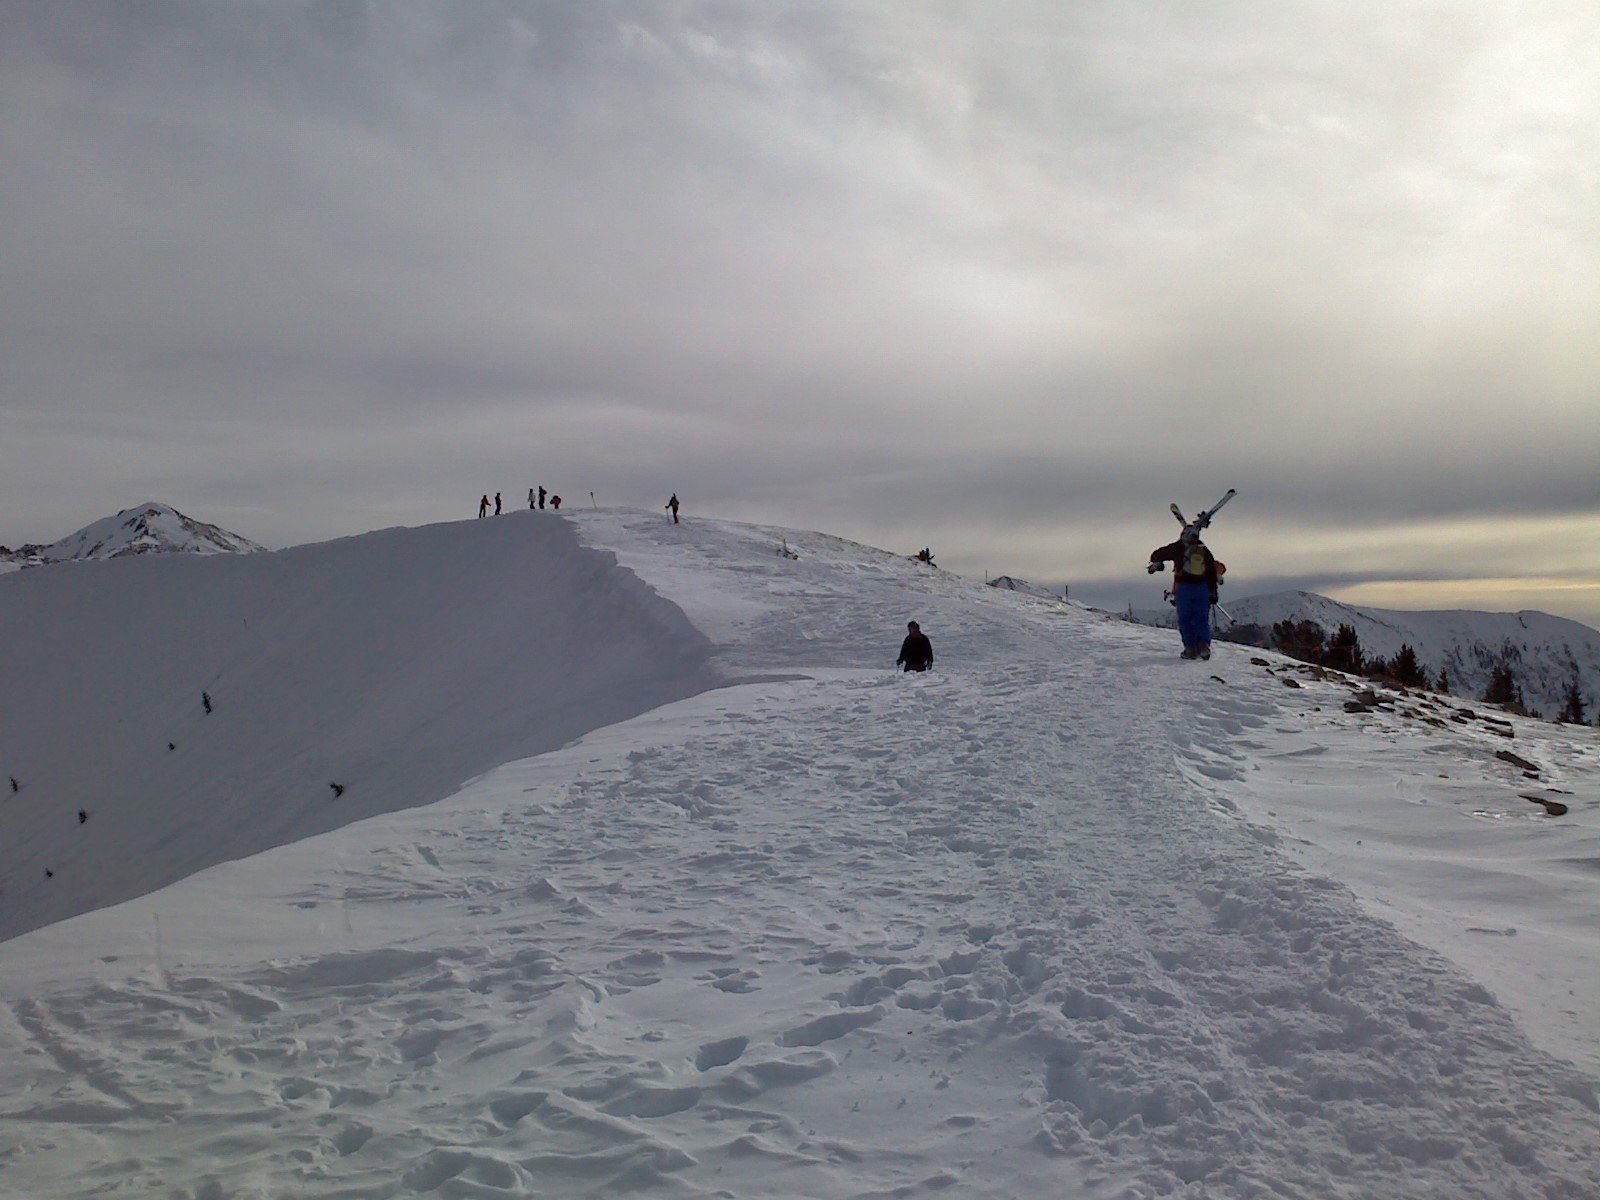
[{"left": 2, "top": 1, "right": 1596, "bottom": 623}]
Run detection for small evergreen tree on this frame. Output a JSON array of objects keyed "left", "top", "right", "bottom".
[
  {"left": 1483, "top": 664, "right": 1521, "bottom": 708},
  {"left": 1393, "top": 644, "right": 1428, "bottom": 688},
  {"left": 1557, "top": 676, "right": 1588, "bottom": 725},
  {"left": 1436, "top": 668, "right": 1450, "bottom": 695},
  {"left": 1271, "top": 619, "right": 1326, "bottom": 664},
  {"left": 1322, "top": 624, "right": 1364, "bottom": 675}
]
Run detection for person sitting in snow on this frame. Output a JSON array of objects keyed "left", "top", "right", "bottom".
[
  {"left": 897, "top": 620, "right": 934, "bottom": 673},
  {"left": 1148, "top": 526, "right": 1219, "bottom": 659}
]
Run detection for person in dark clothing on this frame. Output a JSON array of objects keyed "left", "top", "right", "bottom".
[
  {"left": 897, "top": 620, "right": 934, "bottom": 672},
  {"left": 550, "top": 495, "right": 561, "bottom": 509},
  {"left": 478, "top": 494, "right": 490, "bottom": 518},
  {"left": 666, "top": 493, "right": 680, "bottom": 523},
  {"left": 1148, "top": 527, "right": 1219, "bottom": 659},
  {"left": 538, "top": 486, "right": 547, "bottom": 510},
  {"left": 494, "top": 492, "right": 502, "bottom": 515}
]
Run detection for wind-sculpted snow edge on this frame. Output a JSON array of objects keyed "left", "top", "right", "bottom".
[{"left": 0, "top": 512, "right": 721, "bottom": 942}]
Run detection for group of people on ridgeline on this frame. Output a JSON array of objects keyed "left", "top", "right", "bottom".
[
  {"left": 479, "top": 488, "right": 562, "bottom": 518},
  {"left": 477, "top": 490, "right": 684, "bottom": 521}
]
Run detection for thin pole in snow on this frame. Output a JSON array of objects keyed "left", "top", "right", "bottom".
[{"left": 590, "top": 492, "right": 597, "bottom": 510}]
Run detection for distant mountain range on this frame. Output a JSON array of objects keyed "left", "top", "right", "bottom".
[
  {"left": 1117, "top": 589, "right": 1598, "bottom": 721},
  {"left": 0, "top": 502, "right": 261, "bottom": 570}
]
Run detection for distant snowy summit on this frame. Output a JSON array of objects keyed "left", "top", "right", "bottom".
[
  {"left": 1119, "top": 589, "right": 1599, "bottom": 721},
  {"left": 0, "top": 502, "right": 263, "bottom": 569},
  {"left": 987, "top": 575, "right": 1066, "bottom": 601}
]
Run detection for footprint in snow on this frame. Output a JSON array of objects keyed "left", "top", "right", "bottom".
[{"left": 778, "top": 1005, "right": 884, "bottom": 1047}]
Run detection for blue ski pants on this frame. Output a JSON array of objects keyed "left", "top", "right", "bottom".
[{"left": 1174, "top": 580, "right": 1212, "bottom": 650}]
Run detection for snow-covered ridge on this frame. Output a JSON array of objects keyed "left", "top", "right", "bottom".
[
  {"left": 1, "top": 509, "right": 1597, "bottom": 1198},
  {"left": 1, "top": 501, "right": 262, "bottom": 566},
  {"left": 1122, "top": 588, "right": 1600, "bottom": 720},
  {"left": 0, "top": 513, "right": 718, "bottom": 941}
]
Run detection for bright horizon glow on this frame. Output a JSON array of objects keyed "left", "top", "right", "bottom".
[{"left": 1329, "top": 577, "right": 1600, "bottom": 621}]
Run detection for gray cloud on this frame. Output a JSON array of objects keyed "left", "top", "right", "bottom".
[{"left": 2, "top": 1, "right": 1596, "bottom": 623}]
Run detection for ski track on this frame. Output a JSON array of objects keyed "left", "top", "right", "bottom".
[{"left": 1, "top": 513, "right": 1597, "bottom": 1198}]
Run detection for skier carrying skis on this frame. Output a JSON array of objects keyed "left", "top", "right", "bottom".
[
  {"left": 1149, "top": 527, "right": 1219, "bottom": 659},
  {"left": 897, "top": 620, "right": 934, "bottom": 673}
]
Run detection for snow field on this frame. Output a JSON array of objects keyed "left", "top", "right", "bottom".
[
  {"left": 1188, "top": 660, "right": 1600, "bottom": 1078},
  {"left": 0, "top": 514, "right": 717, "bottom": 941},
  {"left": 0, "top": 509, "right": 1596, "bottom": 1198}
]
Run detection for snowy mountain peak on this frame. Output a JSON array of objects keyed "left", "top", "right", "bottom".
[
  {"left": 987, "top": 574, "right": 1064, "bottom": 600},
  {"left": 26, "top": 502, "right": 263, "bottom": 563}
]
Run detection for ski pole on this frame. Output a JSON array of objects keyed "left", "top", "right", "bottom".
[{"left": 1213, "top": 602, "right": 1233, "bottom": 624}]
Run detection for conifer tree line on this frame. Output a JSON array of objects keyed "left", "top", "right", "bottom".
[{"left": 1216, "top": 619, "right": 1593, "bottom": 723}]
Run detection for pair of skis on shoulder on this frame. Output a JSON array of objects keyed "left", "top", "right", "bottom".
[{"left": 1169, "top": 487, "right": 1235, "bottom": 534}]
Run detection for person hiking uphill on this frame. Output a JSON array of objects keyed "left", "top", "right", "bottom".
[
  {"left": 666, "top": 493, "right": 680, "bottom": 524},
  {"left": 897, "top": 621, "right": 934, "bottom": 673},
  {"left": 1148, "top": 527, "right": 1219, "bottom": 659}
]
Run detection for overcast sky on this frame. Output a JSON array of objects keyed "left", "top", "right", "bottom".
[{"left": 3, "top": 1, "right": 1597, "bottom": 625}]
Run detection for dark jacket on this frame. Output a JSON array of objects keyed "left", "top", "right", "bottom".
[
  {"left": 1150, "top": 539, "right": 1218, "bottom": 592},
  {"left": 898, "top": 630, "right": 934, "bottom": 671}
]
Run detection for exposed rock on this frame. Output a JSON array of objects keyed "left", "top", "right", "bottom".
[{"left": 1495, "top": 750, "right": 1540, "bottom": 775}]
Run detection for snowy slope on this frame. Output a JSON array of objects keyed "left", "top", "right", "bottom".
[
  {"left": 1125, "top": 589, "right": 1600, "bottom": 720},
  {"left": 0, "top": 510, "right": 1597, "bottom": 1199},
  {"left": 4, "top": 502, "right": 264, "bottom": 565},
  {"left": 0, "top": 513, "right": 718, "bottom": 940}
]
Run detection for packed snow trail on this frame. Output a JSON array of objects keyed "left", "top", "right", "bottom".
[{"left": 0, "top": 511, "right": 1595, "bottom": 1198}]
